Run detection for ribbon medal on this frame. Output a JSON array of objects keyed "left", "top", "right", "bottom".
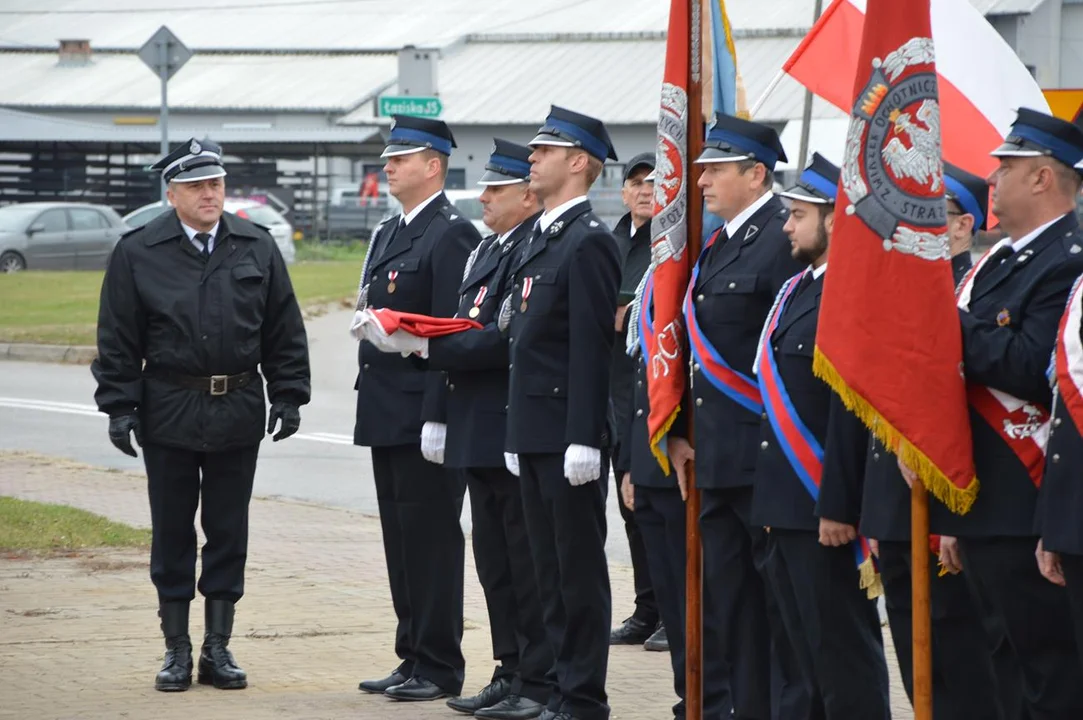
[
  {"left": 387, "top": 271, "right": 398, "bottom": 294},
  {"left": 521, "top": 276, "right": 533, "bottom": 312},
  {"left": 469, "top": 285, "right": 488, "bottom": 319}
]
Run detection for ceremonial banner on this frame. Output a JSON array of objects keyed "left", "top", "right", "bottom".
[
  {"left": 781, "top": 0, "right": 1049, "bottom": 178},
  {"left": 813, "top": 0, "right": 977, "bottom": 512},
  {"left": 1055, "top": 276, "right": 1083, "bottom": 437}
]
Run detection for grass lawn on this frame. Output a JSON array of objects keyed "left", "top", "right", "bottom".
[
  {"left": 0, "top": 496, "right": 150, "bottom": 551},
  {"left": 0, "top": 244, "right": 367, "bottom": 346}
]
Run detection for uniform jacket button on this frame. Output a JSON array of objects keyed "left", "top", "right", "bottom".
[
  {"left": 637, "top": 380, "right": 643, "bottom": 387},
  {"left": 363, "top": 363, "right": 370, "bottom": 370},
  {"left": 1054, "top": 417, "right": 1062, "bottom": 427},
  {"left": 728, "top": 282, "right": 736, "bottom": 289},
  {"left": 761, "top": 412, "right": 767, "bottom": 420},
  {"left": 694, "top": 363, "right": 701, "bottom": 372},
  {"left": 636, "top": 409, "right": 643, "bottom": 417},
  {"left": 552, "top": 387, "right": 560, "bottom": 394},
  {"left": 760, "top": 440, "right": 769, "bottom": 450},
  {"left": 1053, "top": 454, "right": 1061, "bottom": 463},
  {"left": 449, "top": 384, "right": 455, "bottom": 391},
  {"left": 509, "top": 363, "right": 514, "bottom": 370},
  {"left": 797, "top": 343, "right": 804, "bottom": 350},
  {"left": 873, "top": 452, "right": 880, "bottom": 461},
  {"left": 696, "top": 294, "right": 705, "bottom": 302},
  {"left": 695, "top": 398, "right": 703, "bottom": 406}
]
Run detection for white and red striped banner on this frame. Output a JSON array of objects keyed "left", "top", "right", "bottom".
[{"left": 1055, "top": 275, "right": 1083, "bottom": 437}]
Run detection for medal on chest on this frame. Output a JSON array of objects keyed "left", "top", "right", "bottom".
[
  {"left": 387, "top": 270, "right": 398, "bottom": 294},
  {"left": 469, "top": 285, "right": 488, "bottom": 318},
  {"left": 520, "top": 276, "right": 533, "bottom": 312}
]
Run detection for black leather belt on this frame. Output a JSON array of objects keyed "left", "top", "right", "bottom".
[{"left": 150, "top": 370, "right": 257, "bottom": 396}]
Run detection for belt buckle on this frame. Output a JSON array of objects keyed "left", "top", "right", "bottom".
[{"left": 209, "top": 375, "right": 229, "bottom": 396}]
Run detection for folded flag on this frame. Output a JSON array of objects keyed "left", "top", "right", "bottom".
[{"left": 363, "top": 308, "right": 482, "bottom": 337}]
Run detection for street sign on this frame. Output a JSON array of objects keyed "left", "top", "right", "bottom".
[
  {"left": 138, "top": 26, "right": 192, "bottom": 80},
  {"left": 378, "top": 96, "right": 443, "bottom": 118}
]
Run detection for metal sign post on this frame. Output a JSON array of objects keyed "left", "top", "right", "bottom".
[{"left": 138, "top": 26, "right": 192, "bottom": 202}]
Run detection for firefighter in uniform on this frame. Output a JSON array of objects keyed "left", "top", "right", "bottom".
[
  {"left": 92, "top": 138, "right": 311, "bottom": 692},
  {"left": 351, "top": 116, "right": 482, "bottom": 702},
  {"left": 751, "top": 153, "right": 891, "bottom": 719},
  {"left": 837, "top": 163, "right": 1007, "bottom": 720},
  {"left": 422, "top": 139, "right": 553, "bottom": 720},
  {"left": 919, "top": 108, "right": 1083, "bottom": 718},
  {"left": 502, "top": 105, "right": 621, "bottom": 720},
  {"left": 684, "top": 113, "right": 807, "bottom": 719}
]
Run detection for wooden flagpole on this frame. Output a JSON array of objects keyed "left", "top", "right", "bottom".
[
  {"left": 911, "top": 480, "right": 933, "bottom": 720},
  {"left": 685, "top": 0, "right": 705, "bottom": 717}
]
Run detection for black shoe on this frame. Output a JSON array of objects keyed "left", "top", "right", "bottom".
[
  {"left": 196, "top": 599, "right": 247, "bottom": 689},
  {"left": 610, "top": 615, "right": 655, "bottom": 645},
  {"left": 384, "top": 676, "right": 452, "bottom": 701},
  {"left": 644, "top": 624, "right": 669, "bottom": 652},
  {"left": 447, "top": 677, "right": 512, "bottom": 714},
  {"left": 155, "top": 601, "right": 193, "bottom": 692},
  {"left": 359, "top": 670, "right": 407, "bottom": 694},
  {"left": 475, "top": 693, "right": 546, "bottom": 719}
]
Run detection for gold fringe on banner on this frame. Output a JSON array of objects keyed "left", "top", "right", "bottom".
[
  {"left": 812, "top": 349, "right": 979, "bottom": 516},
  {"left": 650, "top": 406, "right": 682, "bottom": 476},
  {"left": 858, "top": 555, "right": 884, "bottom": 600}
]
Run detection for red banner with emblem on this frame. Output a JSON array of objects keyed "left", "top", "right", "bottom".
[
  {"left": 812, "top": 0, "right": 977, "bottom": 513},
  {"left": 644, "top": 0, "right": 693, "bottom": 473}
]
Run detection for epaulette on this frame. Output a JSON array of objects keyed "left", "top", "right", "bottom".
[
  {"left": 1062, "top": 227, "right": 1083, "bottom": 257},
  {"left": 577, "top": 212, "right": 606, "bottom": 231},
  {"left": 439, "top": 203, "right": 468, "bottom": 224}
]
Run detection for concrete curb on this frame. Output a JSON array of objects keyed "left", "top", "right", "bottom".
[{"left": 0, "top": 343, "right": 97, "bottom": 365}]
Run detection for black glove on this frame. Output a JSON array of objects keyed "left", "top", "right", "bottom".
[
  {"left": 267, "top": 403, "right": 300, "bottom": 442},
  {"left": 108, "top": 413, "right": 142, "bottom": 458}
]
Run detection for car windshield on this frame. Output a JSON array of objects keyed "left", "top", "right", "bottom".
[
  {"left": 124, "top": 204, "right": 169, "bottom": 228},
  {"left": 451, "top": 197, "right": 484, "bottom": 220},
  {"left": 233, "top": 205, "right": 285, "bottom": 226},
  {"left": 0, "top": 205, "right": 45, "bottom": 232}
]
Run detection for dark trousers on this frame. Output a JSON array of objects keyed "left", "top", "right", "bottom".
[
  {"left": 372, "top": 444, "right": 466, "bottom": 694},
  {"left": 1056, "top": 553, "right": 1083, "bottom": 689},
  {"left": 144, "top": 442, "right": 258, "bottom": 604},
  {"left": 768, "top": 530, "right": 890, "bottom": 720},
  {"left": 958, "top": 536, "right": 1083, "bottom": 719},
  {"left": 613, "top": 458, "right": 657, "bottom": 626},
  {"left": 877, "top": 541, "right": 1002, "bottom": 720},
  {"left": 699, "top": 487, "right": 807, "bottom": 720},
  {"left": 520, "top": 453, "right": 611, "bottom": 720},
  {"left": 635, "top": 485, "right": 687, "bottom": 718},
  {"left": 465, "top": 466, "right": 554, "bottom": 704}
]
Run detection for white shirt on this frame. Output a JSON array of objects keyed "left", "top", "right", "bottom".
[
  {"left": 538, "top": 195, "right": 589, "bottom": 233},
  {"left": 811, "top": 262, "right": 828, "bottom": 280},
  {"left": 400, "top": 190, "right": 444, "bottom": 227},
  {"left": 181, "top": 220, "right": 220, "bottom": 254},
  {"left": 496, "top": 219, "right": 526, "bottom": 246},
  {"left": 725, "top": 190, "right": 774, "bottom": 240},
  {"left": 1010, "top": 214, "right": 1066, "bottom": 254}
]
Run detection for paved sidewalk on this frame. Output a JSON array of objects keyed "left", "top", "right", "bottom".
[{"left": 0, "top": 452, "right": 914, "bottom": 719}]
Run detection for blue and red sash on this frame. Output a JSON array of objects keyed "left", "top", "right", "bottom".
[
  {"left": 683, "top": 229, "right": 764, "bottom": 415},
  {"left": 637, "top": 271, "right": 655, "bottom": 362},
  {"left": 756, "top": 272, "right": 879, "bottom": 595}
]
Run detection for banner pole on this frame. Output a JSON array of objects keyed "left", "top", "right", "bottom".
[{"left": 911, "top": 480, "right": 933, "bottom": 720}]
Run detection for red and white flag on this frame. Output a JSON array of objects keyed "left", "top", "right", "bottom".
[{"left": 783, "top": 0, "right": 1049, "bottom": 177}]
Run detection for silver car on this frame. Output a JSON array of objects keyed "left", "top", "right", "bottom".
[{"left": 0, "top": 202, "right": 127, "bottom": 272}]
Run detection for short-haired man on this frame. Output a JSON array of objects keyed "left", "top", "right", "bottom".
[
  {"left": 504, "top": 105, "right": 621, "bottom": 720},
  {"left": 610, "top": 151, "right": 663, "bottom": 651},
  {"left": 751, "top": 153, "right": 891, "bottom": 719},
  {"left": 352, "top": 115, "right": 482, "bottom": 702},
  {"left": 92, "top": 137, "right": 311, "bottom": 692}
]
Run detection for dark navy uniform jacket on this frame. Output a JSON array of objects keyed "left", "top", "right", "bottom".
[
  {"left": 688, "top": 194, "right": 804, "bottom": 489},
  {"left": 1039, "top": 276, "right": 1083, "bottom": 555},
  {"left": 938, "top": 212, "right": 1083, "bottom": 538},
  {"left": 353, "top": 194, "right": 481, "bottom": 448},
  {"left": 505, "top": 200, "right": 621, "bottom": 455},
  {"left": 426, "top": 214, "right": 539, "bottom": 469},
  {"left": 840, "top": 252, "right": 974, "bottom": 541},
  {"left": 748, "top": 273, "right": 867, "bottom": 532},
  {"left": 92, "top": 210, "right": 310, "bottom": 452}
]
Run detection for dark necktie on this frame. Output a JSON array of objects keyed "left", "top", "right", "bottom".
[
  {"left": 373, "top": 218, "right": 405, "bottom": 268},
  {"left": 195, "top": 232, "right": 212, "bottom": 259},
  {"left": 792, "top": 270, "right": 814, "bottom": 300},
  {"left": 974, "top": 243, "right": 1015, "bottom": 286}
]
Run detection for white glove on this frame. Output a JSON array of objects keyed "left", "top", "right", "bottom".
[
  {"left": 421, "top": 422, "right": 446, "bottom": 465},
  {"left": 504, "top": 452, "right": 520, "bottom": 477},
  {"left": 349, "top": 310, "right": 367, "bottom": 340},
  {"left": 374, "top": 330, "right": 429, "bottom": 358},
  {"left": 564, "top": 444, "right": 602, "bottom": 486}
]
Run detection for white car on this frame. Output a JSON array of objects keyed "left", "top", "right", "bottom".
[
  {"left": 122, "top": 199, "right": 296, "bottom": 264},
  {"left": 444, "top": 189, "right": 491, "bottom": 236}
]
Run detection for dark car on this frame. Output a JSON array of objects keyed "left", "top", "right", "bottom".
[{"left": 0, "top": 202, "right": 128, "bottom": 272}]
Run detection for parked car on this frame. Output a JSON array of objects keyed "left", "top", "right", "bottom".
[
  {"left": 0, "top": 201, "right": 127, "bottom": 272},
  {"left": 444, "top": 188, "right": 491, "bottom": 236},
  {"left": 122, "top": 199, "right": 296, "bottom": 264}
]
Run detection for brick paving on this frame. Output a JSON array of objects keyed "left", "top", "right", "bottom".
[{"left": 0, "top": 452, "right": 914, "bottom": 719}]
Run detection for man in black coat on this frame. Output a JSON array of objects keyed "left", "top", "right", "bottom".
[
  {"left": 383, "top": 139, "right": 553, "bottom": 720},
  {"left": 917, "top": 108, "right": 1083, "bottom": 718},
  {"left": 92, "top": 137, "right": 310, "bottom": 692},
  {"left": 831, "top": 163, "right": 1007, "bottom": 720},
  {"left": 502, "top": 105, "right": 621, "bottom": 720},
  {"left": 610, "top": 151, "right": 663, "bottom": 650},
  {"left": 750, "top": 153, "right": 891, "bottom": 719},
  {"left": 684, "top": 113, "right": 806, "bottom": 719},
  {"left": 351, "top": 116, "right": 482, "bottom": 702}
]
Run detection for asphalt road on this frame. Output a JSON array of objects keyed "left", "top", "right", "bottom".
[{"left": 0, "top": 307, "right": 635, "bottom": 568}]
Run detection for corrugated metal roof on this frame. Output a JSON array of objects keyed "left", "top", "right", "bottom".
[
  {"left": 0, "top": 50, "right": 396, "bottom": 111},
  {"left": 968, "top": 0, "right": 1048, "bottom": 15},
  {"left": 338, "top": 34, "right": 843, "bottom": 126}
]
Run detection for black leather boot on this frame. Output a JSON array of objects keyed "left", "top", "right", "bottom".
[
  {"left": 155, "top": 601, "right": 193, "bottom": 692},
  {"left": 197, "top": 599, "right": 247, "bottom": 689}
]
